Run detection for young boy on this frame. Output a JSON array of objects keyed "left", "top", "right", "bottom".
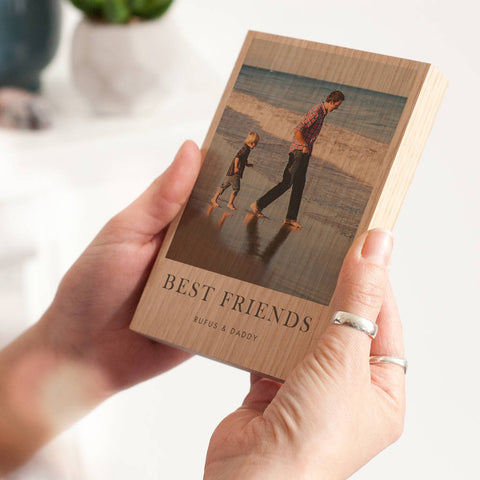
[{"left": 211, "top": 131, "right": 259, "bottom": 210}]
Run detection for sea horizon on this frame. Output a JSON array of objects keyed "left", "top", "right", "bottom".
[{"left": 235, "top": 65, "right": 407, "bottom": 145}]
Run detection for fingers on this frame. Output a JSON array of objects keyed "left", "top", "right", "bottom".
[
  {"left": 325, "top": 229, "right": 394, "bottom": 361},
  {"left": 102, "top": 140, "right": 202, "bottom": 244},
  {"left": 371, "top": 281, "right": 404, "bottom": 358},
  {"left": 256, "top": 230, "right": 402, "bottom": 475},
  {"left": 370, "top": 281, "right": 406, "bottom": 398},
  {"left": 241, "top": 374, "right": 282, "bottom": 414}
]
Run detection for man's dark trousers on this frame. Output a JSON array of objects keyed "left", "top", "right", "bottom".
[{"left": 256, "top": 150, "right": 310, "bottom": 221}]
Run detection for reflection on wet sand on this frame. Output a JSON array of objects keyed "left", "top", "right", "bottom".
[
  {"left": 244, "top": 213, "right": 293, "bottom": 265},
  {"left": 168, "top": 196, "right": 346, "bottom": 304},
  {"left": 217, "top": 211, "right": 233, "bottom": 228},
  {"left": 205, "top": 204, "right": 233, "bottom": 229},
  {"left": 205, "top": 204, "right": 216, "bottom": 218}
]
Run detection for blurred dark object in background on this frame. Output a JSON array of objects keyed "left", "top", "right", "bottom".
[{"left": 0, "top": 0, "right": 61, "bottom": 92}]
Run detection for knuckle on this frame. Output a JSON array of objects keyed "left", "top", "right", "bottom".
[
  {"left": 339, "top": 262, "right": 386, "bottom": 311},
  {"left": 348, "top": 280, "right": 384, "bottom": 310}
]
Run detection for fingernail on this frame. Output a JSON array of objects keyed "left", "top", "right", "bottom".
[{"left": 361, "top": 229, "right": 393, "bottom": 266}]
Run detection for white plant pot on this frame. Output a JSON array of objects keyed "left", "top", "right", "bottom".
[{"left": 71, "top": 17, "right": 170, "bottom": 115}]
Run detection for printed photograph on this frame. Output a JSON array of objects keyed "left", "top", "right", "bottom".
[{"left": 166, "top": 37, "right": 409, "bottom": 305}]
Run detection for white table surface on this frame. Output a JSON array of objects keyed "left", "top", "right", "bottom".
[{"left": 1, "top": 1, "right": 479, "bottom": 479}]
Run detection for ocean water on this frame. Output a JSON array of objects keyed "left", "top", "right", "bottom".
[{"left": 234, "top": 65, "right": 407, "bottom": 145}]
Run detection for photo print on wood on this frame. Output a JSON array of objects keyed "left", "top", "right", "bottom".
[{"left": 130, "top": 31, "right": 447, "bottom": 380}]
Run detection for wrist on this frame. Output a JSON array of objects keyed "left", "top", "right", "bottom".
[
  {"left": 0, "top": 313, "right": 110, "bottom": 473},
  {"left": 204, "top": 455, "right": 284, "bottom": 480},
  {"left": 204, "top": 450, "right": 330, "bottom": 480},
  {"left": 38, "top": 306, "right": 114, "bottom": 402}
]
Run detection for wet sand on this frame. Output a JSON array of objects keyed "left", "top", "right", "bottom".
[{"left": 167, "top": 91, "right": 388, "bottom": 305}]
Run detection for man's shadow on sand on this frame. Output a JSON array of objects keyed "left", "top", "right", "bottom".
[{"left": 243, "top": 213, "right": 294, "bottom": 265}]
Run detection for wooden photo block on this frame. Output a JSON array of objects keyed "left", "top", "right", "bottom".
[{"left": 130, "top": 31, "right": 447, "bottom": 381}]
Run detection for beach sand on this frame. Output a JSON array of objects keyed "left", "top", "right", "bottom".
[{"left": 167, "top": 91, "right": 389, "bottom": 305}]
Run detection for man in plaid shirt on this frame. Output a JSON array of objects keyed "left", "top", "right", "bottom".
[{"left": 250, "top": 90, "right": 344, "bottom": 229}]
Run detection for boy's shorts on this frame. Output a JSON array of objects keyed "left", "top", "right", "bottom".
[{"left": 220, "top": 174, "right": 240, "bottom": 193}]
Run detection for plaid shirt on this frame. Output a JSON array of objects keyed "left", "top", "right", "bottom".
[{"left": 289, "top": 103, "right": 327, "bottom": 154}]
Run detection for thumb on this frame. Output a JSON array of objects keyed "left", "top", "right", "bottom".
[
  {"left": 99, "top": 140, "right": 201, "bottom": 244},
  {"left": 262, "top": 229, "right": 393, "bottom": 439}
]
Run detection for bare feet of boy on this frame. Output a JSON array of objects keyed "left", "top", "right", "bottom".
[
  {"left": 210, "top": 199, "right": 219, "bottom": 207},
  {"left": 283, "top": 219, "right": 302, "bottom": 230},
  {"left": 250, "top": 201, "right": 264, "bottom": 217},
  {"left": 227, "top": 203, "right": 237, "bottom": 210}
]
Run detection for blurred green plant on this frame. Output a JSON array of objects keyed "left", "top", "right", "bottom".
[{"left": 69, "top": 0, "right": 174, "bottom": 23}]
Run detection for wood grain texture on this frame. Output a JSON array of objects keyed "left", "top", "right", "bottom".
[{"left": 130, "top": 31, "right": 447, "bottom": 381}]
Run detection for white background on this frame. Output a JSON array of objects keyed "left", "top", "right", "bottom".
[{"left": 1, "top": 0, "right": 479, "bottom": 478}]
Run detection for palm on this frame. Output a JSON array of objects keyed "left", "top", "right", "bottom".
[
  {"left": 45, "top": 142, "right": 201, "bottom": 392},
  {"left": 204, "top": 376, "right": 282, "bottom": 477}
]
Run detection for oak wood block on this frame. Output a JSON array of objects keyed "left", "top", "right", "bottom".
[{"left": 130, "top": 31, "right": 447, "bottom": 381}]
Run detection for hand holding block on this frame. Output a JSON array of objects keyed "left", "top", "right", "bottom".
[{"left": 130, "top": 31, "right": 447, "bottom": 381}]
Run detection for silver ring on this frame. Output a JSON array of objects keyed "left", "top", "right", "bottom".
[
  {"left": 332, "top": 311, "right": 378, "bottom": 339},
  {"left": 369, "top": 356, "right": 407, "bottom": 374}
]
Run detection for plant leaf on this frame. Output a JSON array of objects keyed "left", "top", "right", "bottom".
[
  {"left": 70, "top": 0, "right": 105, "bottom": 17},
  {"left": 129, "top": 0, "right": 174, "bottom": 20},
  {"left": 104, "top": 0, "right": 131, "bottom": 23}
]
